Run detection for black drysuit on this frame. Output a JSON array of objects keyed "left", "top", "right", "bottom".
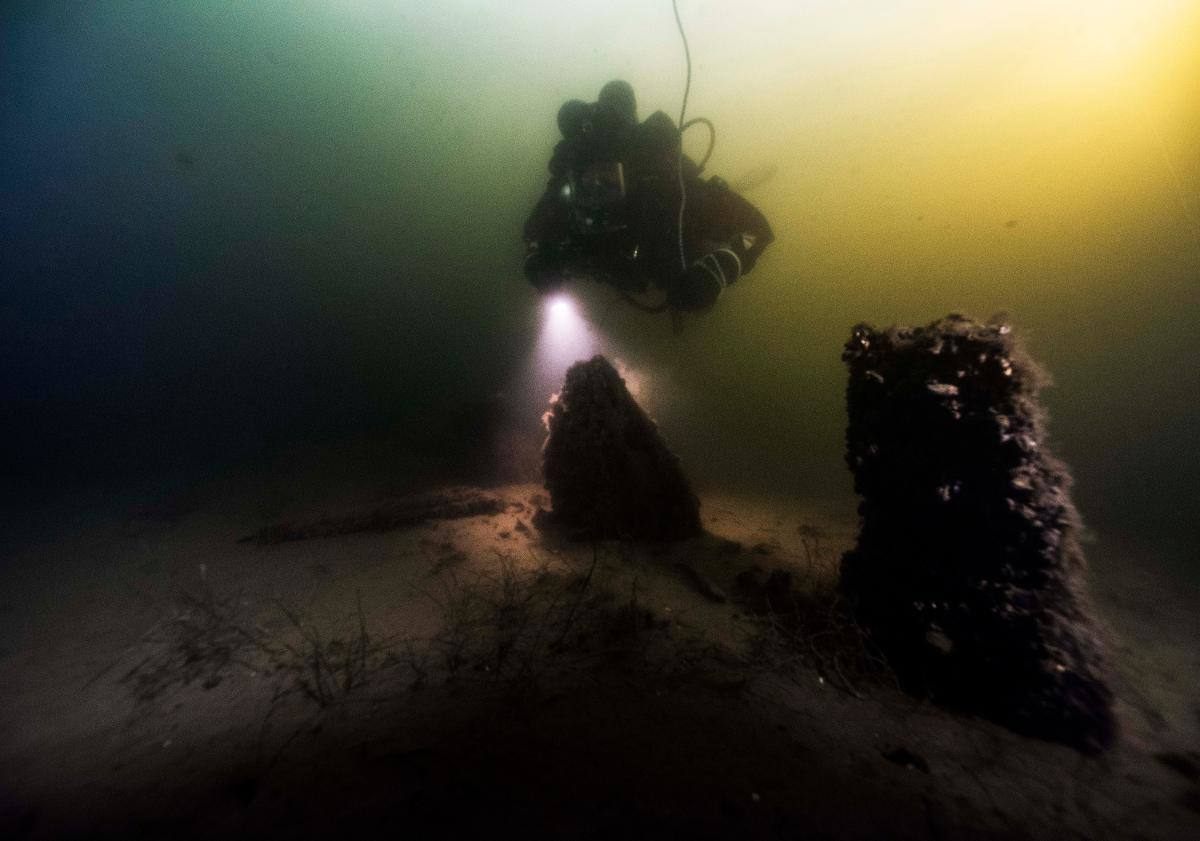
[{"left": 523, "top": 92, "right": 773, "bottom": 311}]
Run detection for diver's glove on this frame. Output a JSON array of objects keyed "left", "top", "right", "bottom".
[
  {"left": 524, "top": 243, "right": 565, "bottom": 293},
  {"left": 668, "top": 248, "right": 742, "bottom": 312}
]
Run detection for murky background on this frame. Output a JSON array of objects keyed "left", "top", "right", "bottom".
[{"left": 3, "top": 1, "right": 1197, "bottom": 549}]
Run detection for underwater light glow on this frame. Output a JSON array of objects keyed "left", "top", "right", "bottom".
[
  {"left": 505, "top": 291, "right": 604, "bottom": 444},
  {"left": 547, "top": 294, "right": 575, "bottom": 324},
  {"left": 538, "top": 293, "right": 595, "bottom": 373}
]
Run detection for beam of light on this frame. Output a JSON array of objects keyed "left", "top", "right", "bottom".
[
  {"left": 500, "top": 291, "right": 605, "bottom": 450},
  {"left": 533, "top": 292, "right": 653, "bottom": 404},
  {"left": 502, "top": 288, "right": 665, "bottom": 481},
  {"left": 536, "top": 293, "right": 598, "bottom": 381}
]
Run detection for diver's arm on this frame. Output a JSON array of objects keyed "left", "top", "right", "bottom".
[{"left": 547, "top": 139, "right": 573, "bottom": 179}]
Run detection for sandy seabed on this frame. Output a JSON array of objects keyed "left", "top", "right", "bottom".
[{"left": 0, "top": 459, "right": 1197, "bottom": 840}]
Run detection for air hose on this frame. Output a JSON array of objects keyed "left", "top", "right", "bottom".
[
  {"left": 671, "top": 1, "right": 716, "bottom": 274},
  {"left": 619, "top": 1, "right": 717, "bottom": 314},
  {"left": 672, "top": 0, "right": 691, "bottom": 274},
  {"left": 682, "top": 117, "right": 716, "bottom": 171}
]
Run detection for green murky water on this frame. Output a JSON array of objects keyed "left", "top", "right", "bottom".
[{"left": 3, "top": 1, "right": 1197, "bottom": 546}]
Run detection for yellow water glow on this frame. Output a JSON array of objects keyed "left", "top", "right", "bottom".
[
  {"left": 537, "top": 0, "right": 1199, "bottom": 497},
  {"left": 325, "top": 0, "right": 1199, "bottom": 506}
]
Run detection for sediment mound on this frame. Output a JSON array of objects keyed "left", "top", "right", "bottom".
[
  {"left": 542, "top": 355, "right": 701, "bottom": 540},
  {"left": 840, "top": 314, "right": 1116, "bottom": 752}
]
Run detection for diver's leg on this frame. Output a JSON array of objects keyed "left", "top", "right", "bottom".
[
  {"left": 664, "top": 176, "right": 775, "bottom": 310},
  {"left": 666, "top": 248, "right": 739, "bottom": 311},
  {"left": 685, "top": 176, "right": 774, "bottom": 274}
]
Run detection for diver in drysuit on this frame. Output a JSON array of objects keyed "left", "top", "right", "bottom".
[{"left": 523, "top": 80, "right": 774, "bottom": 312}]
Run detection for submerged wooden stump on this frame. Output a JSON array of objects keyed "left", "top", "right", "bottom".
[
  {"left": 542, "top": 355, "right": 701, "bottom": 540},
  {"left": 840, "top": 314, "right": 1116, "bottom": 752}
]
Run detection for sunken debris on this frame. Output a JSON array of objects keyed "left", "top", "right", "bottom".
[
  {"left": 241, "top": 487, "right": 506, "bottom": 545},
  {"left": 542, "top": 355, "right": 702, "bottom": 540},
  {"left": 840, "top": 314, "right": 1116, "bottom": 752}
]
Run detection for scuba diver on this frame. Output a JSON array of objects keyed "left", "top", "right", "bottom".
[{"left": 522, "top": 80, "right": 774, "bottom": 313}]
